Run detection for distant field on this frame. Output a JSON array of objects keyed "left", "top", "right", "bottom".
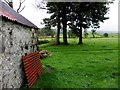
[
  {"left": 38, "top": 33, "right": 119, "bottom": 38},
  {"left": 31, "top": 37, "right": 119, "bottom": 88},
  {"left": 38, "top": 33, "right": 119, "bottom": 48}
]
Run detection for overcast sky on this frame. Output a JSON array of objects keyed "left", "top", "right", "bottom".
[{"left": 12, "top": 0, "right": 118, "bottom": 33}]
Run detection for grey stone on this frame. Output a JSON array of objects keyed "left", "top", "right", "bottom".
[{"left": 0, "top": 19, "right": 38, "bottom": 88}]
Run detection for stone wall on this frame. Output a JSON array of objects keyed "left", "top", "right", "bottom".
[{"left": 0, "top": 19, "right": 38, "bottom": 89}]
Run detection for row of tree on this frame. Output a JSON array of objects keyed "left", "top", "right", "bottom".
[
  {"left": 5, "top": 0, "right": 113, "bottom": 45},
  {"left": 38, "top": 1, "right": 113, "bottom": 45}
]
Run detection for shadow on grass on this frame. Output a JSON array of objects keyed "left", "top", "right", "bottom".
[{"left": 32, "top": 65, "right": 59, "bottom": 88}]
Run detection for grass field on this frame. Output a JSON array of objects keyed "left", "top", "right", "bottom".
[{"left": 28, "top": 37, "right": 119, "bottom": 88}]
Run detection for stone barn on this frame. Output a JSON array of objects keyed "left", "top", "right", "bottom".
[{"left": 0, "top": 1, "right": 39, "bottom": 88}]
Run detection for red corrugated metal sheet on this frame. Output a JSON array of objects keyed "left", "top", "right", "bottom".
[
  {"left": 22, "top": 52, "right": 43, "bottom": 88},
  {"left": 0, "top": 9, "right": 16, "bottom": 21},
  {"left": 0, "top": 0, "right": 38, "bottom": 29}
]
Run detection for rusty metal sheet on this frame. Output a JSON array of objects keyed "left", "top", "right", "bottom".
[
  {"left": 0, "top": 1, "right": 38, "bottom": 29},
  {"left": 22, "top": 52, "right": 43, "bottom": 88},
  {"left": 0, "top": 9, "right": 16, "bottom": 21}
]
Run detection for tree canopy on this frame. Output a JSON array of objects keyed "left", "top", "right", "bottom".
[
  {"left": 37, "top": 1, "right": 113, "bottom": 45},
  {"left": 68, "top": 2, "right": 110, "bottom": 44}
]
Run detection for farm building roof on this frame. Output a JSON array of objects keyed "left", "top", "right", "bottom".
[{"left": 0, "top": 0, "right": 38, "bottom": 29}]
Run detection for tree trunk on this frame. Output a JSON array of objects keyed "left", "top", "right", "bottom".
[
  {"left": 62, "top": 3, "right": 68, "bottom": 45},
  {"left": 78, "top": 27, "right": 83, "bottom": 45},
  {"left": 92, "top": 33, "right": 95, "bottom": 38},
  {"left": 56, "top": 4, "right": 60, "bottom": 45},
  {"left": 56, "top": 19, "right": 60, "bottom": 45},
  {"left": 62, "top": 20, "right": 68, "bottom": 45},
  {"left": 51, "top": 35, "right": 54, "bottom": 38}
]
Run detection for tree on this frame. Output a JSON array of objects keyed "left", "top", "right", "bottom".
[
  {"left": 103, "top": 33, "right": 109, "bottom": 37},
  {"left": 61, "top": 3, "right": 68, "bottom": 45},
  {"left": 56, "top": 4, "right": 61, "bottom": 45},
  {"left": 68, "top": 30, "right": 76, "bottom": 38},
  {"left": 91, "top": 29, "right": 96, "bottom": 38},
  {"left": 37, "top": 1, "right": 112, "bottom": 45},
  {"left": 46, "top": 2, "right": 75, "bottom": 45},
  {"left": 42, "top": 18, "right": 55, "bottom": 37},
  {"left": 46, "top": 2, "right": 71, "bottom": 45},
  {"left": 39, "top": 28, "right": 55, "bottom": 37},
  {"left": 4, "top": 0, "right": 25, "bottom": 13},
  {"left": 69, "top": 2, "right": 111, "bottom": 44},
  {"left": 84, "top": 29, "right": 88, "bottom": 38},
  {"left": 69, "top": 3, "right": 92, "bottom": 44},
  {"left": 46, "top": 2, "right": 62, "bottom": 45},
  {"left": 43, "top": 18, "right": 51, "bottom": 30}
]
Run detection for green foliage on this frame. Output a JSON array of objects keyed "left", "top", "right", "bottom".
[
  {"left": 68, "top": 2, "right": 111, "bottom": 44},
  {"left": 91, "top": 29, "right": 96, "bottom": 38},
  {"left": 45, "top": 2, "right": 112, "bottom": 44},
  {"left": 84, "top": 29, "right": 89, "bottom": 38},
  {"left": 38, "top": 38, "right": 57, "bottom": 48},
  {"left": 46, "top": 2, "right": 62, "bottom": 45},
  {"left": 37, "top": 40, "right": 50, "bottom": 44},
  {"left": 38, "top": 28, "right": 55, "bottom": 37},
  {"left": 68, "top": 30, "right": 76, "bottom": 38},
  {"left": 103, "top": 33, "right": 109, "bottom": 37},
  {"left": 43, "top": 18, "right": 51, "bottom": 29},
  {"left": 39, "top": 18, "right": 56, "bottom": 37}
]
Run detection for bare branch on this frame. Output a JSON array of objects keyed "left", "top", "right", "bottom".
[
  {"left": 18, "top": 6, "right": 25, "bottom": 13},
  {"left": 21, "top": 0, "right": 25, "bottom": 4},
  {"left": 17, "top": 2, "right": 22, "bottom": 12},
  {"left": 17, "top": 0, "right": 25, "bottom": 13}
]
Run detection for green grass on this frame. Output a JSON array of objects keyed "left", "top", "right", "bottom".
[{"left": 19, "top": 37, "right": 119, "bottom": 89}]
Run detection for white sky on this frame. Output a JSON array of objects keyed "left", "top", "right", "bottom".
[{"left": 12, "top": 0, "right": 118, "bottom": 32}]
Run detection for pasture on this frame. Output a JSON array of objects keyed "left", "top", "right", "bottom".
[{"left": 31, "top": 37, "right": 119, "bottom": 88}]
